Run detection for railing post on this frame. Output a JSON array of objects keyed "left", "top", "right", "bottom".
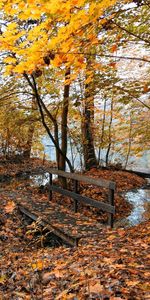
[
  {"left": 49, "top": 173, "right": 53, "bottom": 201},
  {"left": 74, "top": 180, "right": 78, "bottom": 213},
  {"left": 108, "top": 189, "right": 114, "bottom": 228}
]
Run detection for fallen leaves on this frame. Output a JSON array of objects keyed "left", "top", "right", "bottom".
[
  {"left": 4, "top": 200, "right": 15, "bottom": 213},
  {"left": 0, "top": 161, "right": 149, "bottom": 299},
  {"left": 88, "top": 280, "right": 103, "bottom": 293},
  {"left": 31, "top": 260, "right": 43, "bottom": 271},
  {"left": 0, "top": 213, "right": 150, "bottom": 299},
  {"left": 0, "top": 275, "right": 7, "bottom": 284}
]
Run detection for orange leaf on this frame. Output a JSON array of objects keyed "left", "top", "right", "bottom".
[
  {"left": 143, "top": 84, "right": 149, "bottom": 93},
  {"left": 89, "top": 281, "right": 103, "bottom": 293},
  {"left": 31, "top": 260, "right": 43, "bottom": 270},
  {"left": 111, "top": 44, "right": 117, "bottom": 52},
  {"left": 4, "top": 201, "right": 15, "bottom": 213},
  {"left": 109, "top": 62, "right": 116, "bottom": 68},
  {"left": 126, "top": 280, "right": 139, "bottom": 286}
]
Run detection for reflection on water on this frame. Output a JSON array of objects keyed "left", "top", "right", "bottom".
[{"left": 115, "top": 188, "right": 150, "bottom": 228}]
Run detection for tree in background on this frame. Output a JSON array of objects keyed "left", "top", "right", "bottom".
[{"left": 0, "top": 78, "right": 43, "bottom": 159}]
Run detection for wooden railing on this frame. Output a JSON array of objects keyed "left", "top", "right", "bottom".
[{"left": 48, "top": 169, "right": 116, "bottom": 228}]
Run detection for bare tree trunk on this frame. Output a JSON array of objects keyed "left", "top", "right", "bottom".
[
  {"left": 59, "top": 68, "right": 70, "bottom": 172},
  {"left": 58, "top": 68, "right": 71, "bottom": 187},
  {"left": 124, "top": 112, "right": 133, "bottom": 169},
  {"left": 98, "top": 98, "right": 107, "bottom": 166},
  {"left": 81, "top": 57, "right": 97, "bottom": 170},
  {"left": 105, "top": 97, "right": 113, "bottom": 166}
]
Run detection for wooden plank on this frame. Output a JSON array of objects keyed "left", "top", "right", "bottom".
[
  {"left": 74, "top": 180, "right": 78, "bottom": 213},
  {"left": 108, "top": 189, "right": 115, "bottom": 228},
  {"left": 48, "top": 168, "right": 116, "bottom": 190},
  {"left": 48, "top": 173, "right": 53, "bottom": 201},
  {"left": 19, "top": 205, "right": 79, "bottom": 246},
  {"left": 49, "top": 185, "right": 115, "bottom": 214}
]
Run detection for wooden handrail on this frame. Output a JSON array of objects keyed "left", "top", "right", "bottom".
[
  {"left": 47, "top": 169, "right": 116, "bottom": 227},
  {"left": 48, "top": 168, "right": 116, "bottom": 190},
  {"left": 49, "top": 185, "right": 115, "bottom": 214}
]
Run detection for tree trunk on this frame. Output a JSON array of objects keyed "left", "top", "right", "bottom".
[
  {"left": 81, "top": 58, "right": 97, "bottom": 170},
  {"left": 23, "top": 73, "right": 73, "bottom": 172},
  {"left": 98, "top": 98, "right": 107, "bottom": 166},
  {"left": 59, "top": 68, "right": 70, "bottom": 172},
  {"left": 105, "top": 97, "right": 113, "bottom": 166},
  {"left": 124, "top": 112, "right": 133, "bottom": 169}
]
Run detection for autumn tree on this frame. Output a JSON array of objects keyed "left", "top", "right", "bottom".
[
  {"left": 0, "top": 0, "right": 149, "bottom": 170},
  {"left": 0, "top": 78, "right": 42, "bottom": 158}
]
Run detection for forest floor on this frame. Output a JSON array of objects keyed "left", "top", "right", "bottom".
[{"left": 0, "top": 158, "right": 149, "bottom": 299}]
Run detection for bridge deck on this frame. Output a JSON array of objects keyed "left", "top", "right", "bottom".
[{"left": 18, "top": 198, "right": 104, "bottom": 246}]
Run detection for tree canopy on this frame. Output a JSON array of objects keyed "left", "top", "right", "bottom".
[{"left": 0, "top": 0, "right": 149, "bottom": 169}]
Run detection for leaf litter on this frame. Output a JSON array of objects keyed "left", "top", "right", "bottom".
[{"left": 0, "top": 159, "right": 149, "bottom": 299}]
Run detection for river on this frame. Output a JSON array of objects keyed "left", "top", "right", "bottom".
[{"left": 42, "top": 136, "right": 150, "bottom": 172}]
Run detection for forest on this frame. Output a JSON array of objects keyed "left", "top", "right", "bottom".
[{"left": 0, "top": 0, "right": 150, "bottom": 299}]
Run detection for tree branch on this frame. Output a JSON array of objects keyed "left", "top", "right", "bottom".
[
  {"left": 111, "top": 20, "right": 150, "bottom": 45},
  {"left": 30, "top": 74, "right": 74, "bottom": 172},
  {"left": 114, "top": 85, "right": 150, "bottom": 110}
]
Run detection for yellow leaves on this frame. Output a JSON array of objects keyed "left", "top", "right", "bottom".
[
  {"left": 14, "top": 63, "right": 26, "bottom": 74},
  {"left": 89, "top": 0, "right": 117, "bottom": 20},
  {"left": 1, "top": 0, "right": 120, "bottom": 77},
  {"left": 4, "top": 65, "right": 14, "bottom": 76},
  {"left": 0, "top": 1, "right": 4, "bottom": 9},
  {"left": 3, "top": 3, "right": 17, "bottom": 15},
  {"left": 7, "top": 22, "right": 18, "bottom": 32},
  {"left": 18, "top": 1, "right": 26, "bottom": 10},
  {"left": 85, "top": 76, "right": 93, "bottom": 85},
  {"left": 89, "top": 3, "right": 98, "bottom": 15},
  {"left": 0, "top": 275, "right": 7, "bottom": 284},
  {"left": 51, "top": 55, "right": 62, "bottom": 68},
  {"left": 31, "top": 260, "right": 43, "bottom": 270},
  {"left": 4, "top": 201, "right": 15, "bottom": 213},
  {"left": 1, "top": 23, "right": 26, "bottom": 54},
  {"left": 43, "top": 1, "right": 61, "bottom": 14},
  {"left": 18, "top": 1, "right": 42, "bottom": 20},
  {"left": 3, "top": 56, "right": 17, "bottom": 64}
]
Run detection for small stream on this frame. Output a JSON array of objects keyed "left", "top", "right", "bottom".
[{"left": 115, "top": 185, "right": 150, "bottom": 228}]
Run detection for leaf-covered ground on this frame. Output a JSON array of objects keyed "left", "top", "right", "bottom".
[
  {"left": 0, "top": 159, "right": 149, "bottom": 299},
  {"left": 0, "top": 206, "right": 149, "bottom": 299}
]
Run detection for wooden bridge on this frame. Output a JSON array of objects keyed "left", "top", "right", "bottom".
[{"left": 19, "top": 169, "right": 116, "bottom": 246}]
